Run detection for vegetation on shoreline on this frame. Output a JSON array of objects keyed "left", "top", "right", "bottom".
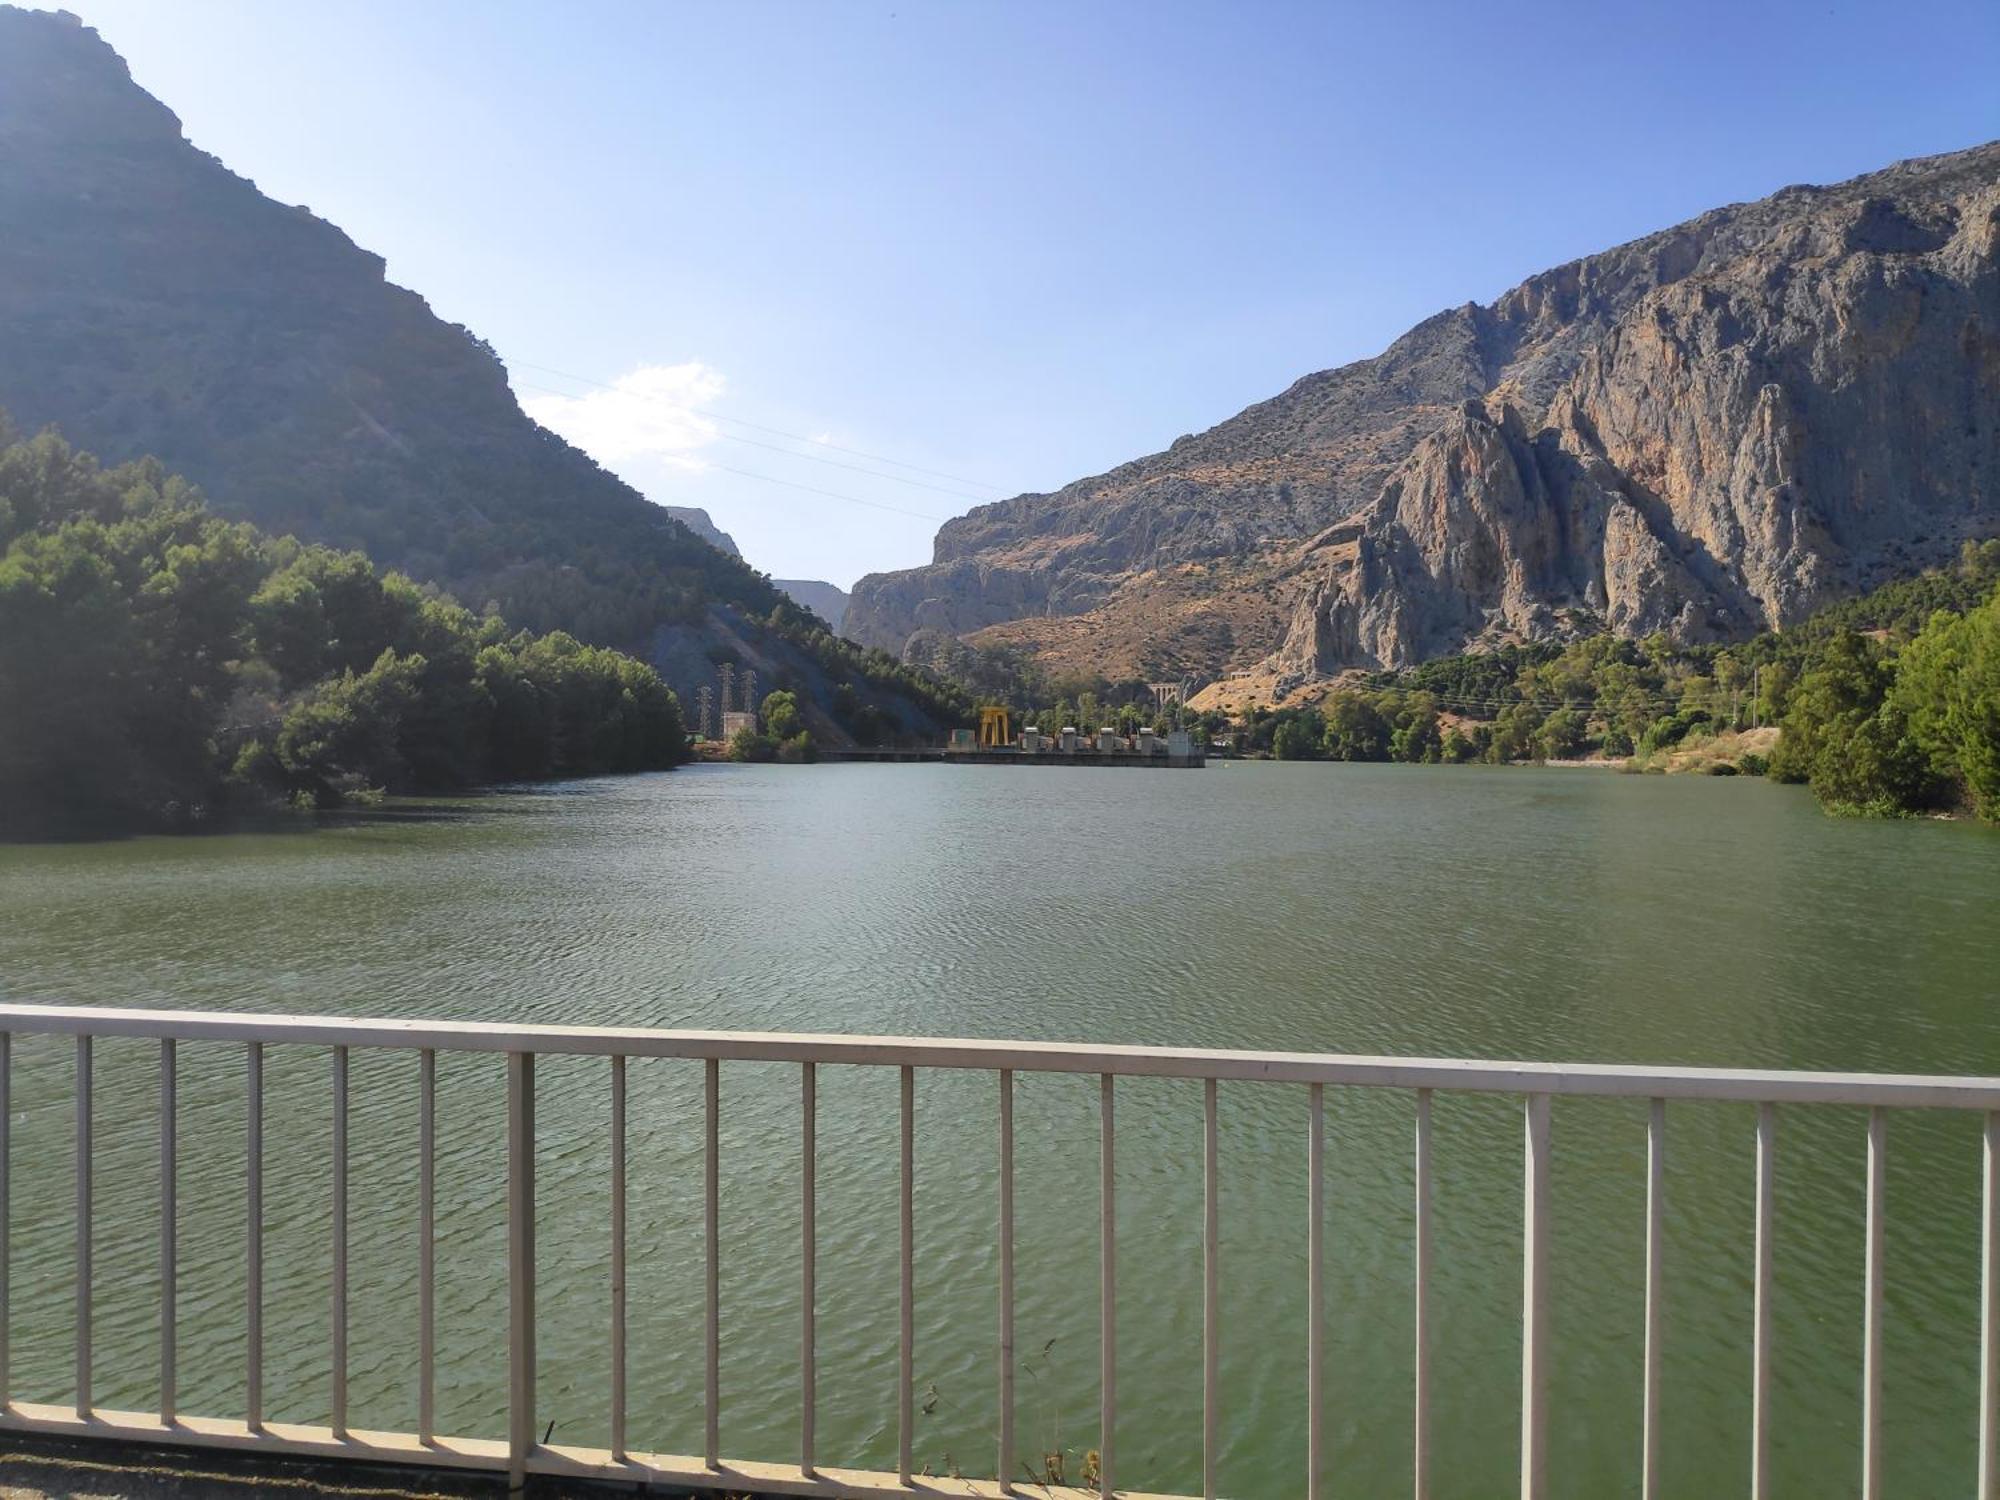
[
  {"left": 913, "top": 545, "right": 1999, "bottom": 825},
  {"left": 1219, "top": 542, "right": 1999, "bottom": 821},
  {"left": 0, "top": 425, "right": 687, "bottom": 835}
]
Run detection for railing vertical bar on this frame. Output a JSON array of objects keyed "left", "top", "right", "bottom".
[
  {"left": 1100, "top": 1072, "right": 1116, "bottom": 1498},
  {"left": 506, "top": 1052, "right": 536, "bottom": 1492},
  {"left": 160, "top": 1037, "right": 178, "bottom": 1425},
  {"left": 999, "top": 1068, "right": 1016, "bottom": 1493},
  {"left": 1752, "top": 1102, "right": 1776, "bottom": 1500},
  {"left": 0, "top": 1031, "right": 9, "bottom": 1407},
  {"left": 1862, "top": 1106, "right": 1885, "bottom": 1500},
  {"left": 1308, "top": 1082, "right": 1324, "bottom": 1500},
  {"left": 1982, "top": 1110, "right": 1999, "bottom": 1500},
  {"left": 75, "top": 1033, "right": 91, "bottom": 1417},
  {"left": 1642, "top": 1098, "right": 1664, "bottom": 1500},
  {"left": 899, "top": 1064, "right": 915, "bottom": 1486},
  {"left": 801, "top": 1060, "right": 817, "bottom": 1477},
  {"left": 1200, "top": 1080, "right": 1216, "bottom": 1500},
  {"left": 1192, "top": 1080, "right": 1208, "bottom": 1500},
  {"left": 1521, "top": 1092, "right": 1550, "bottom": 1500},
  {"left": 610, "top": 1054, "right": 627, "bottom": 1463},
  {"left": 331, "top": 1044, "right": 349, "bottom": 1438},
  {"left": 1414, "top": 1087, "right": 1431, "bottom": 1500},
  {"left": 704, "top": 1055, "right": 720, "bottom": 1472},
  {"left": 418, "top": 1047, "right": 435, "bottom": 1444},
  {"left": 247, "top": 1041, "right": 263, "bottom": 1430}
]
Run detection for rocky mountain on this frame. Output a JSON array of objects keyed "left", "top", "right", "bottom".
[
  {"left": 663, "top": 507, "right": 850, "bottom": 631},
  {"left": 663, "top": 505, "right": 741, "bottom": 557},
  {"left": 0, "top": 6, "right": 940, "bottom": 738},
  {"left": 771, "top": 578, "right": 850, "bottom": 635},
  {"left": 848, "top": 143, "right": 2000, "bottom": 702}
]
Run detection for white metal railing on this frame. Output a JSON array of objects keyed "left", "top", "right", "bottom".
[{"left": 0, "top": 1003, "right": 1996, "bottom": 1498}]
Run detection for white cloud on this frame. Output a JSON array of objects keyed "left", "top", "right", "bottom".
[{"left": 522, "top": 361, "right": 727, "bottom": 470}]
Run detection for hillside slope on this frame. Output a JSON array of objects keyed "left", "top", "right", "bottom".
[
  {"left": 0, "top": 7, "right": 927, "bottom": 736},
  {"left": 848, "top": 142, "right": 2000, "bottom": 691}
]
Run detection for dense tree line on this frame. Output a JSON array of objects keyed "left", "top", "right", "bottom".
[
  {"left": 1231, "top": 541, "right": 2000, "bottom": 821},
  {"left": 0, "top": 427, "right": 686, "bottom": 835},
  {"left": 1769, "top": 581, "right": 2000, "bottom": 819}
]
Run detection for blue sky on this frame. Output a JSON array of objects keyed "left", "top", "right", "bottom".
[{"left": 62, "top": 0, "right": 2000, "bottom": 588}]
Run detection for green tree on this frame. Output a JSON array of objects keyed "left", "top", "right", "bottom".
[
  {"left": 1271, "top": 714, "right": 1323, "bottom": 761},
  {"left": 1892, "top": 591, "right": 2000, "bottom": 820},
  {"left": 1771, "top": 631, "right": 1940, "bottom": 815},
  {"left": 1322, "top": 695, "right": 1389, "bottom": 761},
  {"left": 762, "top": 689, "right": 804, "bottom": 741}
]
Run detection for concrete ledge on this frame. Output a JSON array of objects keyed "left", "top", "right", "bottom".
[{"left": 0, "top": 1426, "right": 562, "bottom": 1496}]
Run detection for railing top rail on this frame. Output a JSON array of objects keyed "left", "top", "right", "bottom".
[{"left": 0, "top": 1003, "right": 1995, "bottom": 1109}]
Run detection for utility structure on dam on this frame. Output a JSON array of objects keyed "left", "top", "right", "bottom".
[{"left": 827, "top": 723, "right": 1205, "bottom": 767}]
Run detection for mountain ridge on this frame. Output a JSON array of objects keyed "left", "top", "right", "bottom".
[
  {"left": 0, "top": 5, "right": 929, "bottom": 736},
  {"left": 846, "top": 141, "right": 2000, "bottom": 699}
]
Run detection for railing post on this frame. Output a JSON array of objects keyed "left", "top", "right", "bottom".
[
  {"left": 1752, "top": 1102, "right": 1776, "bottom": 1500},
  {"left": 1642, "top": 1099, "right": 1664, "bottom": 1500},
  {"left": 1521, "top": 1092, "right": 1550, "bottom": 1500},
  {"left": 1413, "top": 1087, "right": 1431, "bottom": 1500},
  {"left": 247, "top": 1041, "right": 263, "bottom": 1431},
  {"left": 418, "top": 1047, "right": 435, "bottom": 1444},
  {"left": 1862, "top": 1107, "right": 1885, "bottom": 1500},
  {"left": 1983, "top": 1110, "right": 1999, "bottom": 1500},
  {"left": 507, "top": 1051, "right": 536, "bottom": 1492},
  {"left": 998, "top": 1067, "right": 1016, "bottom": 1493},
  {"left": 610, "top": 1054, "right": 627, "bottom": 1463},
  {"left": 801, "top": 1060, "right": 817, "bottom": 1477},
  {"left": 899, "top": 1064, "right": 915, "bottom": 1486},
  {"left": 1202, "top": 1075, "right": 1219, "bottom": 1500},
  {"left": 331, "top": 1045, "right": 349, "bottom": 1438},
  {"left": 704, "top": 1055, "right": 720, "bottom": 1471},
  {"left": 160, "top": 1037, "right": 177, "bottom": 1425},
  {"left": 1309, "top": 1082, "right": 1325, "bottom": 1500},
  {"left": 1100, "top": 1072, "right": 1116, "bottom": 1498},
  {"left": 75, "top": 1034, "right": 92, "bottom": 1418}
]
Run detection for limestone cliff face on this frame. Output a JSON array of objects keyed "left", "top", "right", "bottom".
[{"left": 849, "top": 143, "right": 2000, "bottom": 678}]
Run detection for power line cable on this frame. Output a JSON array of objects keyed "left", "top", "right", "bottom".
[{"left": 705, "top": 463, "right": 949, "bottom": 524}]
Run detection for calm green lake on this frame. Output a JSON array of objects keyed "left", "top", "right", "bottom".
[{"left": 1, "top": 763, "right": 1997, "bottom": 1497}]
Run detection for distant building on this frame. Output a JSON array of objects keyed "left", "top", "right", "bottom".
[{"left": 720, "top": 711, "right": 758, "bottom": 741}]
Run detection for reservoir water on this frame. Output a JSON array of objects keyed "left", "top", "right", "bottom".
[{"left": 1, "top": 763, "right": 1997, "bottom": 1496}]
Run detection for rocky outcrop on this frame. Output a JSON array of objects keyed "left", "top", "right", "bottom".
[
  {"left": 663, "top": 510, "right": 852, "bottom": 633},
  {"left": 663, "top": 506, "right": 741, "bottom": 557},
  {"left": 772, "top": 578, "right": 850, "bottom": 634},
  {"left": 851, "top": 143, "right": 2000, "bottom": 679}
]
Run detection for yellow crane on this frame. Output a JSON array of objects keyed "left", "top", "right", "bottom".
[{"left": 978, "top": 705, "right": 1012, "bottom": 748}]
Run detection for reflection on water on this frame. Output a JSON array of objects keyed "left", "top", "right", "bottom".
[{"left": 1, "top": 763, "right": 1996, "bottom": 1497}]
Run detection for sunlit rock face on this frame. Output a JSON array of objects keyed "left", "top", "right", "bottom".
[{"left": 850, "top": 144, "right": 2000, "bottom": 679}]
